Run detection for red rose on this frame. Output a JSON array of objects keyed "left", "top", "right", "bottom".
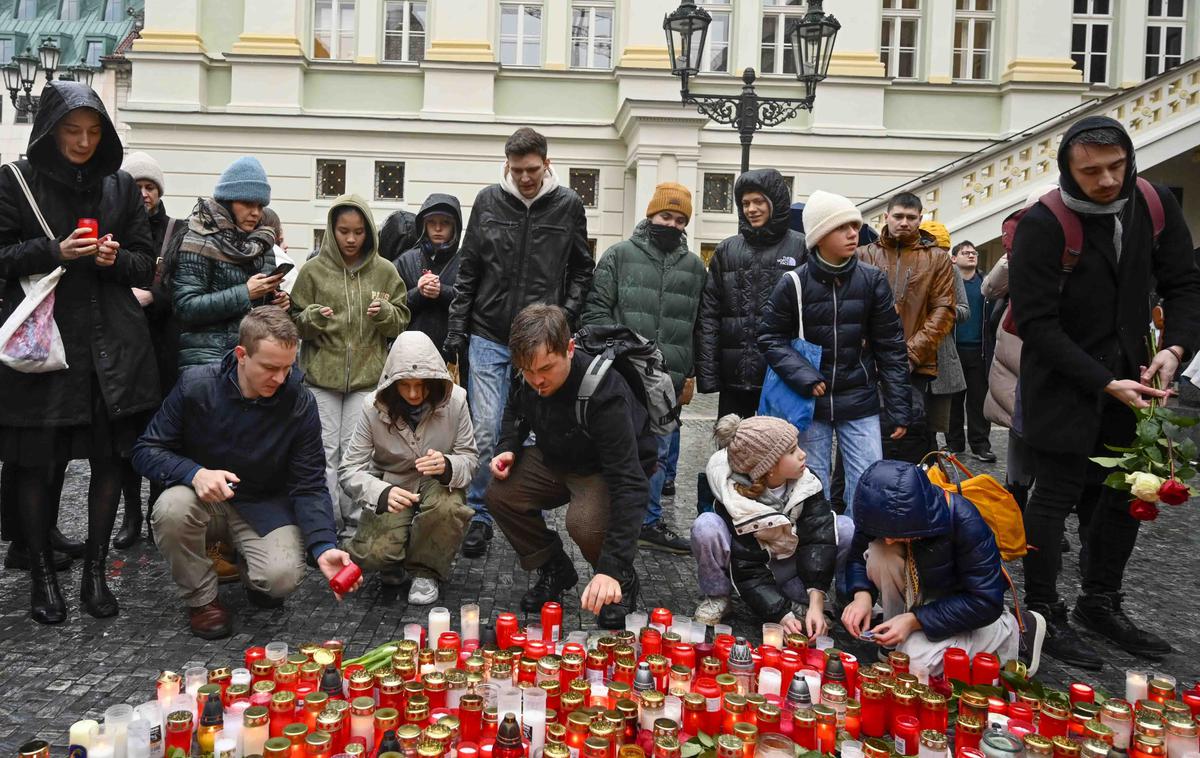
[
  {"left": 1158, "top": 478, "right": 1190, "bottom": 506},
  {"left": 1129, "top": 499, "right": 1160, "bottom": 521}
]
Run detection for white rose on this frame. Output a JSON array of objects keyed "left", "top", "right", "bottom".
[{"left": 1125, "top": 472, "right": 1164, "bottom": 503}]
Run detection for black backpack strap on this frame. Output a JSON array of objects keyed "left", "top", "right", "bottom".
[{"left": 576, "top": 351, "right": 615, "bottom": 433}]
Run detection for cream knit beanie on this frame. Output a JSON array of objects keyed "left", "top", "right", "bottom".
[{"left": 802, "top": 190, "right": 862, "bottom": 250}]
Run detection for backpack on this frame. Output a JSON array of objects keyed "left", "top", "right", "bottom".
[
  {"left": 573, "top": 324, "right": 680, "bottom": 437},
  {"left": 1001, "top": 178, "right": 1166, "bottom": 335},
  {"left": 922, "top": 451, "right": 1027, "bottom": 561}
]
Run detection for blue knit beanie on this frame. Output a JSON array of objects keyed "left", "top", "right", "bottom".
[{"left": 213, "top": 156, "right": 271, "bottom": 205}]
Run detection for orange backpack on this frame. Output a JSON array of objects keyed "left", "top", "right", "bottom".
[{"left": 922, "top": 452, "right": 1027, "bottom": 561}]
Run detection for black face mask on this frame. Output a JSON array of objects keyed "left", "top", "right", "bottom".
[{"left": 648, "top": 222, "right": 684, "bottom": 251}]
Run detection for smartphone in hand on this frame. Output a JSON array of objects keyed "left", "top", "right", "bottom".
[{"left": 267, "top": 262, "right": 294, "bottom": 278}]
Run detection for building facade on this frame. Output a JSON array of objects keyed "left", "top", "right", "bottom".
[{"left": 124, "top": 0, "right": 1200, "bottom": 260}]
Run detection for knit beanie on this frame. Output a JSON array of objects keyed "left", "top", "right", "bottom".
[
  {"left": 213, "top": 156, "right": 272, "bottom": 206},
  {"left": 713, "top": 414, "right": 800, "bottom": 482},
  {"left": 121, "top": 151, "right": 165, "bottom": 194},
  {"left": 802, "top": 190, "right": 862, "bottom": 250},
  {"left": 646, "top": 182, "right": 693, "bottom": 222}
]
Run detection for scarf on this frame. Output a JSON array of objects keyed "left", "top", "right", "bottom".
[
  {"left": 1059, "top": 189, "right": 1129, "bottom": 262},
  {"left": 398, "top": 400, "right": 430, "bottom": 431},
  {"left": 502, "top": 164, "right": 560, "bottom": 208},
  {"left": 180, "top": 196, "right": 276, "bottom": 267}
]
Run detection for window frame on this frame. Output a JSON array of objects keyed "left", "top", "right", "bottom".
[
  {"left": 952, "top": 0, "right": 995, "bottom": 82},
  {"left": 1145, "top": 0, "right": 1188, "bottom": 78},
  {"left": 568, "top": 167, "right": 600, "bottom": 208},
  {"left": 702, "top": 172, "right": 736, "bottom": 214},
  {"left": 0, "top": 38, "right": 15, "bottom": 65},
  {"left": 381, "top": 0, "right": 427, "bottom": 63},
  {"left": 61, "top": 0, "right": 82, "bottom": 21},
  {"left": 570, "top": 1, "right": 616, "bottom": 71},
  {"left": 316, "top": 158, "right": 348, "bottom": 199},
  {"left": 699, "top": 0, "right": 732, "bottom": 74},
  {"left": 499, "top": 1, "right": 545, "bottom": 68},
  {"left": 103, "top": 0, "right": 124, "bottom": 22},
  {"left": 374, "top": 160, "right": 406, "bottom": 201},
  {"left": 881, "top": 0, "right": 921, "bottom": 80},
  {"left": 760, "top": 0, "right": 807, "bottom": 76},
  {"left": 14, "top": 0, "right": 36, "bottom": 21},
  {"left": 84, "top": 40, "right": 104, "bottom": 67},
  {"left": 1071, "top": 0, "right": 1112, "bottom": 85},
  {"left": 313, "top": 0, "right": 358, "bottom": 61}
]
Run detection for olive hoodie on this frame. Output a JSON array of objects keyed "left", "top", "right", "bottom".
[{"left": 292, "top": 194, "right": 411, "bottom": 392}]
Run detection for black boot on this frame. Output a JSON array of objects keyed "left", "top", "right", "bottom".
[
  {"left": 112, "top": 503, "right": 143, "bottom": 550},
  {"left": 520, "top": 550, "right": 579, "bottom": 612},
  {"left": 1073, "top": 592, "right": 1172, "bottom": 660},
  {"left": 29, "top": 550, "right": 66, "bottom": 624},
  {"left": 81, "top": 540, "right": 119, "bottom": 618},
  {"left": 49, "top": 527, "right": 85, "bottom": 558},
  {"left": 597, "top": 568, "right": 640, "bottom": 629},
  {"left": 5, "top": 542, "right": 73, "bottom": 571},
  {"left": 1027, "top": 601, "right": 1102, "bottom": 670}
]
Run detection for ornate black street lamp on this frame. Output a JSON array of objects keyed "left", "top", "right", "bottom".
[
  {"left": 2, "top": 38, "right": 98, "bottom": 119},
  {"left": 664, "top": 1, "right": 841, "bottom": 174}
]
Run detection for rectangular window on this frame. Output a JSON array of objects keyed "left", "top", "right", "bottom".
[
  {"left": 761, "top": 0, "right": 806, "bottom": 75},
  {"left": 103, "top": 0, "right": 123, "bottom": 22},
  {"left": 953, "top": 0, "right": 994, "bottom": 80},
  {"left": 500, "top": 2, "right": 543, "bottom": 66},
  {"left": 1146, "top": 0, "right": 1187, "bottom": 78},
  {"left": 702, "top": 173, "right": 735, "bottom": 214},
  {"left": 316, "top": 159, "right": 347, "bottom": 198},
  {"left": 1071, "top": 0, "right": 1112, "bottom": 85},
  {"left": 569, "top": 168, "right": 600, "bottom": 208},
  {"left": 85, "top": 41, "right": 103, "bottom": 67},
  {"left": 700, "top": 1, "right": 731, "bottom": 73},
  {"left": 881, "top": 0, "right": 921, "bottom": 79},
  {"left": 375, "top": 161, "right": 405, "bottom": 200},
  {"left": 61, "top": 0, "right": 81, "bottom": 21},
  {"left": 382, "top": 1, "right": 426, "bottom": 62},
  {"left": 314, "top": 0, "right": 357, "bottom": 60},
  {"left": 570, "top": 3, "right": 614, "bottom": 70},
  {"left": 15, "top": 0, "right": 35, "bottom": 20},
  {"left": 15, "top": 97, "right": 37, "bottom": 124},
  {"left": 0, "top": 40, "right": 14, "bottom": 64}
]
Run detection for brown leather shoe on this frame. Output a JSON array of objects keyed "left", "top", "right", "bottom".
[
  {"left": 208, "top": 542, "right": 239, "bottom": 584},
  {"left": 189, "top": 600, "right": 233, "bottom": 640}
]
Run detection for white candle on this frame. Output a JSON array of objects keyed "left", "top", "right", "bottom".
[
  {"left": 70, "top": 720, "right": 99, "bottom": 755},
  {"left": 126, "top": 719, "right": 151, "bottom": 758},
  {"left": 429, "top": 607, "right": 451, "bottom": 640},
  {"left": 404, "top": 623, "right": 423, "bottom": 643},
  {"left": 713, "top": 623, "right": 733, "bottom": 638},
  {"left": 691, "top": 621, "right": 707, "bottom": 645},
  {"left": 522, "top": 687, "right": 548, "bottom": 756},
  {"left": 461, "top": 603, "right": 481, "bottom": 642},
  {"left": 841, "top": 742, "right": 864, "bottom": 758},
  {"left": 263, "top": 642, "right": 288, "bottom": 665},
  {"left": 670, "top": 616, "right": 693, "bottom": 643},
  {"left": 106, "top": 703, "right": 134, "bottom": 758},
  {"left": 91, "top": 730, "right": 116, "bottom": 758},
  {"left": 214, "top": 732, "right": 237, "bottom": 758},
  {"left": 1126, "top": 670, "right": 1149, "bottom": 704},
  {"left": 758, "top": 667, "right": 782, "bottom": 697},
  {"left": 230, "top": 669, "right": 251, "bottom": 688},
  {"left": 133, "top": 703, "right": 163, "bottom": 758},
  {"left": 815, "top": 635, "right": 834, "bottom": 650},
  {"left": 498, "top": 686, "right": 523, "bottom": 720},
  {"left": 761, "top": 623, "right": 785, "bottom": 650},
  {"left": 625, "top": 612, "right": 648, "bottom": 634},
  {"left": 527, "top": 625, "right": 543, "bottom": 643},
  {"left": 184, "top": 667, "right": 208, "bottom": 713},
  {"left": 665, "top": 695, "right": 683, "bottom": 724},
  {"left": 801, "top": 670, "right": 823, "bottom": 705}
]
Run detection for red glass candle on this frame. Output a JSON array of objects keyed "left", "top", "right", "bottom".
[
  {"left": 779, "top": 651, "right": 803, "bottom": 694},
  {"left": 816, "top": 710, "right": 837, "bottom": 755},
  {"left": 1009, "top": 703, "right": 1034, "bottom": 723},
  {"left": 758, "top": 645, "right": 780, "bottom": 672},
  {"left": 792, "top": 710, "right": 816, "bottom": 751},
  {"left": 803, "top": 649, "right": 826, "bottom": 672},
  {"left": 246, "top": 647, "right": 267, "bottom": 671},
  {"left": 714, "top": 636, "right": 735, "bottom": 668},
  {"left": 1069, "top": 684, "right": 1095, "bottom": 704},
  {"left": 542, "top": 602, "right": 563, "bottom": 643},
  {"left": 438, "top": 632, "right": 461, "bottom": 653},
  {"left": 459, "top": 742, "right": 480, "bottom": 758},
  {"left": 77, "top": 218, "right": 99, "bottom": 240},
  {"left": 496, "top": 613, "right": 519, "bottom": 650},
  {"left": 956, "top": 749, "right": 985, "bottom": 758},
  {"left": 509, "top": 633, "right": 527, "bottom": 652},
  {"left": 971, "top": 653, "right": 999, "bottom": 686},
  {"left": 943, "top": 648, "right": 971, "bottom": 685},
  {"left": 651, "top": 608, "right": 673, "bottom": 628},
  {"left": 860, "top": 684, "right": 887, "bottom": 738},
  {"left": 329, "top": 562, "right": 361, "bottom": 595},
  {"left": 840, "top": 653, "right": 859, "bottom": 698},
  {"left": 670, "top": 643, "right": 696, "bottom": 672},
  {"left": 987, "top": 697, "right": 1008, "bottom": 716},
  {"left": 526, "top": 640, "right": 548, "bottom": 662},
  {"left": 893, "top": 715, "right": 919, "bottom": 757},
  {"left": 640, "top": 628, "right": 663, "bottom": 658},
  {"left": 1182, "top": 691, "right": 1200, "bottom": 717},
  {"left": 693, "top": 677, "right": 723, "bottom": 735}
]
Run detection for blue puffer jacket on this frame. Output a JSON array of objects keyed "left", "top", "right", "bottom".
[
  {"left": 757, "top": 253, "right": 911, "bottom": 424},
  {"left": 844, "top": 460, "right": 1007, "bottom": 640}
]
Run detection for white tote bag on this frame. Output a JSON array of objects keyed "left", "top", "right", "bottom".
[{"left": 0, "top": 163, "right": 68, "bottom": 373}]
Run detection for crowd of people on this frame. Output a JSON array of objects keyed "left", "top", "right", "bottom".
[{"left": 1, "top": 81, "right": 1198, "bottom": 678}]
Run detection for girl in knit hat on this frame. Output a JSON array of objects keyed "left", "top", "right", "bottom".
[
  {"left": 758, "top": 190, "right": 911, "bottom": 519},
  {"left": 689, "top": 414, "right": 855, "bottom": 634}
]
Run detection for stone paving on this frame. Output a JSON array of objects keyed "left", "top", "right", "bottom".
[{"left": 1, "top": 392, "right": 1197, "bottom": 751}]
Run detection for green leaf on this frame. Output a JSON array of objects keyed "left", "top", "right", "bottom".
[
  {"left": 1138, "top": 418, "right": 1161, "bottom": 442},
  {"left": 1177, "top": 438, "right": 1198, "bottom": 464},
  {"left": 1000, "top": 670, "right": 1030, "bottom": 691},
  {"left": 1089, "top": 456, "right": 1126, "bottom": 468},
  {"left": 697, "top": 732, "right": 714, "bottom": 749},
  {"left": 1118, "top": 456, "right": 1143, "bottom": 471},
  {"left": 1103, "top": 444, "right": 1138, "bottom": 453},
  {"left": 1146, "top": 446, "right": 1164, "bottom": 464},
  {"left": 681, "top": 743, "right": 704, "bottom": 757},
  {"left": 1176, "top": 466, "right": 1196, "bottom": 481},
  {"left": 1103, "top": 471, "right": 1131, "bottom": 489},
  {"left": 1162, "top": 422, "right": 1185, "bottom": 442},
  {"left": 1169, "top": 414, "right": 1199, "bottom": 428}
]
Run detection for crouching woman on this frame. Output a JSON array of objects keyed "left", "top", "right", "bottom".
[{"left": 339, "top": 331, "right": 477, "bottom": 605}]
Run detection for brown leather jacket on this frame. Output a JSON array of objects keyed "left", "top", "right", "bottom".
[{"left": 857, "top": 227, "right": 956, "bottom": 377}]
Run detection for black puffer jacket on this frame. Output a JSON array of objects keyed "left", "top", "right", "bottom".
[
  {"left": 708, "top": 450, "right": 838, "bottom": 622},
  {"left": 696, "top": 169, "right": 806, "bottom": 393},
  {"left": 447, "top": 172, "right": 593, "bottom": 348},
  {"left": 0, "top": 81, "right": 158, "bottom": 428},
  {"left": 758, "top": 254, "right": 911, "bottom": 424},
  {"left": 395, "top": 194, "right": 463, "bottom": 362}
]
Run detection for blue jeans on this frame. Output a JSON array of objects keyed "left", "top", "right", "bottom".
[
  {"left": 800, "top": 415, "right": 883, "bottom": 519},
  {"left": 664, "top": 429, "right": 680, "bottom": 481},
  {"left": 465, "top": 336, "right": 513, "bottom": 525},
  {"left": 645, "top": 433, "right": 674, "bottom": 526}
]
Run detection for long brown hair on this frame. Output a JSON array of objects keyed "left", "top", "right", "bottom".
[{"left": 378, "top": 379, "right": 446, "bottom": 433}]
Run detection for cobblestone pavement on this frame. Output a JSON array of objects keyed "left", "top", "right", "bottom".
[{"left": 1, "top": 393, "right": 1197, "bottom": 751}]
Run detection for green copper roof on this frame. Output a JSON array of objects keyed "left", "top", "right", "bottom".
[{"left": 0, "top": 0, "right": 145, "bottom": 68}]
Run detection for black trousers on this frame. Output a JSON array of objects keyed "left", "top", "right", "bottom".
[
  {"left": 1023, "top": 403, "right": 1139, "bottom": 605},
  {"left": 882, "top": 374, "right": 932, "bottom": 464},
  {"left": 717, "top": 388, "right": 762, "bottom": 419},
  {"left": 947, "top": 344, "right": 992, "bottom": 453}
]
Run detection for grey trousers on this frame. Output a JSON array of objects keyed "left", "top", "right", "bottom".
[{"left": 151, "top": 486, "right": 307, "bottom": 607}]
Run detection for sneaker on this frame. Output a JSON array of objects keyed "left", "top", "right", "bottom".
[
  {"left": 1027, "top": 601, "right": 1102, "bottom": 670},
  {"left": 408, "top": 577, "right": 439, "bottom": 605},
  {"left": 1016, "top": 607, "right": 1047, "bottom": 677},
  {"left": 973, "top": 450, "right": 998, "bottom": 463},
  {"left": 461, "top": 521, "right": 493, "bottom": 558},
  {"left": 662, "top": 480, "right": 676, "bottom": 497},
  {"left": 638, "top": 521, "right": 689, "bottom": 554},
  {"left": 189, "top": 600, "right": 233, "bottom": 640},
  {"left": 521, "top": 551, "right": 579, "bottom": 612},
  {"left": 208, "top": 542, "right": 240, "bottom": 584},
  {"left": 598, "top": 569, "right": 640, "bottom": 629},
  {"left": 693, "top": 596, "right": 732, "bottom": 626},
  {"left": 1072, "top": 592, "right": 1172, "bottom": 660}
]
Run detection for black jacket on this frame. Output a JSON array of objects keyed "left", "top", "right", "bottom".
[
  {"left": 132, "top": 352, "right": 338, "bottom": 559},
  {"left": 395, "top": 194, "right": 463, "bottom": 362},
  {"left": 145, "top": 201, "right": 185, "bottom": 393},
  {"left": 378, "top": 209, "right": 419, "bottom": 263},
  {"left": 696, "top": 169, "right": 806, "bottom": 393},
  {"left": 1010, "top": 117, "right": 1200, "bottom": 452},
  {"left": 496, "top": 349, "right": 656, "bottom": 580},
  {"left": 758, "top": 254, "right": 911, "bottom": 424},
  {"left": 0, "top": 80, "right": 158, "bottom": 428},
  {"left": 447, "top": 177, "right": 593, "bottom": 348}
]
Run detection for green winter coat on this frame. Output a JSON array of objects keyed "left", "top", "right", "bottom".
[
  {"left": 292, "top": 194, "right": 410, "bottom": 392},
  {"left": 582, "top": 219, "right": 708, "bottom": 389}
]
